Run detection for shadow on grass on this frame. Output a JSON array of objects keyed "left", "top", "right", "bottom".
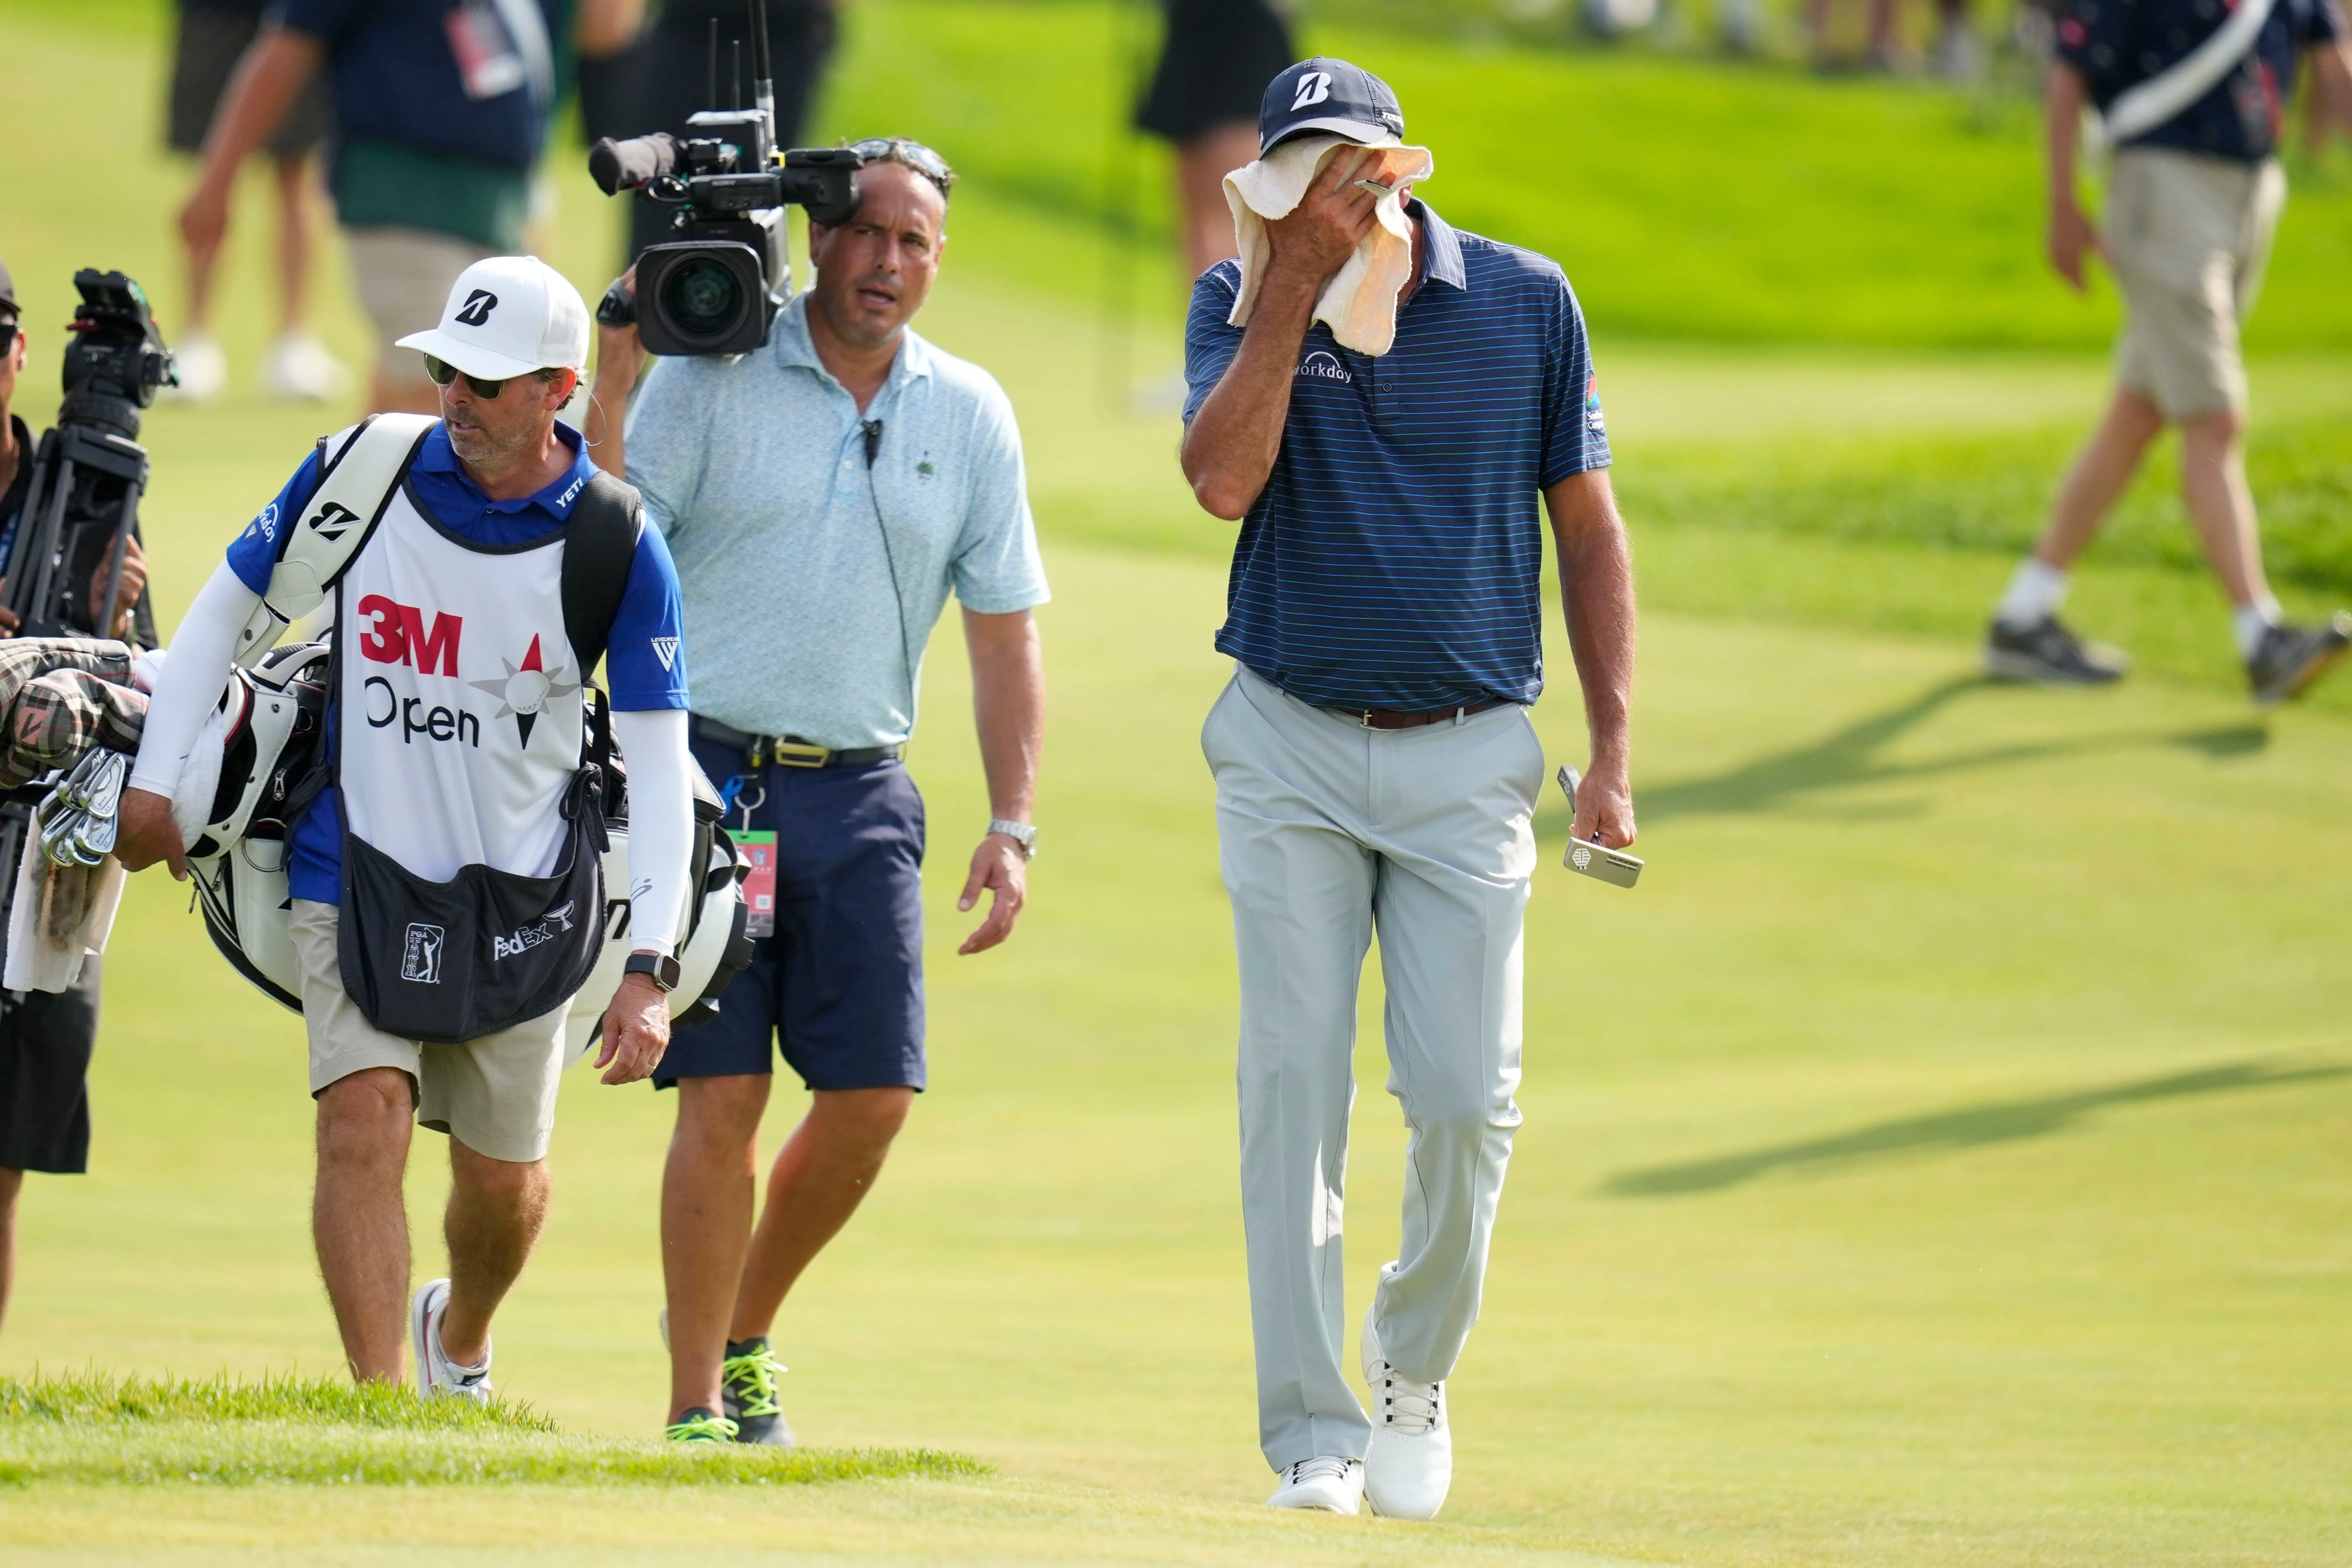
[
  {"left": 1538, "top": 677, "right": 2271, "bottom": 831},
  {"left": 1600, "top": 1054, "right": 2348, "bottom": 1197}
]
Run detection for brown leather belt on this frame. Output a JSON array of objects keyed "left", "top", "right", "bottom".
[{"left": 1326, "top": 698, "right": 1507, "bottom": 731}]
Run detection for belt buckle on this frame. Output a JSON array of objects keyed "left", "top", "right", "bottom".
[
  {"left": 772, "top": 739, "right": 831, "bottom": 768},
  {"left": 1358, "top": 709, "right": 1379, "bottom": 731}
]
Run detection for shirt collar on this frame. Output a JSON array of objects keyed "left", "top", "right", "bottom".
[
  {"left": 417, "top": 419, "right": 594, "bottom": 517},
  {"left": 771, "top": 289, "right": 936, "bottom": 397},
  {"left": 1408, "top": 200, "right": 1469, "bottom": 292}
]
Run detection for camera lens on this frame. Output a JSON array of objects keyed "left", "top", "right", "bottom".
[{"left": 660, "top": 258, "right": 744, "bottom": 343}]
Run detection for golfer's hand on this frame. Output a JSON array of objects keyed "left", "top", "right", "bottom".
[
  {"left": 115, "top": 786, "right": 188, "bottom": 878},
  {"left": 956, "top": 833, "right": 1028, "bottom": 956},
  {"left": 2047, "top": 198, "right": 2104, "bottom": 292},
  {"left": 594, "top": 266, "right": 647, "bottom": 388},
  {"left": 1572, "top": 755, "right": 1636, "bottom": 851},
  {"left": 595, "top": 968, "right": 670, "bottom": 1084},
  {"left": 178, "top": 176, "right": 233, "bottom": 270},
  {"left": 89, "top": 536, "right": 146, "bottom": 639},
  {"left": 1264, "top": 147, "right": 1385, "bottom": 291}
]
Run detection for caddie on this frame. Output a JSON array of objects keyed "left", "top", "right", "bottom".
[
  {"left": 1983, "top": 0, "right": 2352, "bottom": 700},
  {"left": 116, "top": 256, "right": 697, "bottom": 1400},
  {"left": 1182, "top": 60, "right": 1635, "bottom": 1519}
]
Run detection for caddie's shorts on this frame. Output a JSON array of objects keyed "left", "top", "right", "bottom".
[
  {"left": 290, "top": 901, "right": 566, "bottom": 1164},
  {"left": 2107, "top": 148, "right": 2286, "bottom": 421},
  {"left": 0, "top": 957, "right": 101, "bottom": 1175},
  {"left": 343, "top": 228, "right": 499, "bottom": 379},
  {"left": 653, "top": 737, "right": 927, "bottom": 1094}
]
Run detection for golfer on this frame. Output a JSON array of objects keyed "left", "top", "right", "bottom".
[
  {"left": 117, "top": 257, "right": 696, "bottom": 1399},
  {"left": 1983, "top": 0, "right": 2352, "bottom": 701},
  {"left": 589, "top": 140, "right": 1049, "bottom": 1446},
  {"left": 1182, "top": 60, "right": 1635, "bottom": 1519}
]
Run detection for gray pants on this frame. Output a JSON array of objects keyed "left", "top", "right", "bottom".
[{"left": 1202, "top": 666, "right": 1541, "bottom": 1469}]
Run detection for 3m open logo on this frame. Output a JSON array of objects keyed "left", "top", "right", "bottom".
[
  {"left": 650, "top": 637, "right": 680, "bottom": 671},
  {"left": 1291, "top": 72, "right": 1332, "bottom": 110},
  {"left": 1297, "top": 350, "right": 1351, "bottom": 384},
  {"left": 402, "top": 922, "right": 446, "bottom": 984},
  {"left": 455, "top": 289, "right": 498, "bottom": 327},
  {"left": 310, "top": 502, "right": 361, "bottom": 543}
]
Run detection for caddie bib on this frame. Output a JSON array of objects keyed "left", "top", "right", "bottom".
[{"left": 332, "top": 482, "right": 604, "bottom": 1042}]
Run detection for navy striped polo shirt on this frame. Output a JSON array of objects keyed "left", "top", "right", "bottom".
[{"left": 1183, "top": 202, "right": 1609, "bottom": 713}]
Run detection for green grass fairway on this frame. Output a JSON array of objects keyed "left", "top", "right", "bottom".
[{"left": 2, "top": 3, "right": 2351, "bottom": 1563}]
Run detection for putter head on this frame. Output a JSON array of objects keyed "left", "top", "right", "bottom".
[{"left": 1555, "top": 764, "right": 1643, "bottom": 888}]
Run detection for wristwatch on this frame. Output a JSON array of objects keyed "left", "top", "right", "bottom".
[
  {"left": 624, "top": 950, "right": 681, "bottom": 992},
  {"left": 988, "top": 819, "right": 1038, "bottom": 860}
]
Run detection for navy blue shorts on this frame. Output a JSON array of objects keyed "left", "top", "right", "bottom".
[{"left": 654, "top": 735, "right": 927, "bottom": 1093}]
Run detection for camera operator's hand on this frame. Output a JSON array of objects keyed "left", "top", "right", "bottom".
[
  {"left": 1264, "top": 147, "right": 1388, "bottom": 295},
  {"left": 593, "top": 965, "right": 671, "bottom": 1085},
  {"left": 89, "top": 536, "right": 147, "bottom": 641},
  {"left": 585, "top": 266, "right": 644, "bottom": 479},
  {"left": 115, "top": 786, "right": 188, "bottom": 880}
]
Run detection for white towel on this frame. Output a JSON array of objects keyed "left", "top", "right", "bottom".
[
  {"left": 4, "top": 843, "right": 125, "bottom": 994},
  {"left": 1224, "top": 134, "right": 1436, "bottom": 357}
]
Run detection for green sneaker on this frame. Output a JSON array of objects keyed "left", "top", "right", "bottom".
[
  {"left": 721, "top": 1336, "right": 794, "bottom": 1447},
  {"left": 666, "top": 1406, "right": 739, "bottom": 1443}
]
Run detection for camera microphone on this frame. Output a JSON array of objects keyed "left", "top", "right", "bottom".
[
  {"left": 588, "top": 132, "right": 680, "bottom": 196},
  {"left": 862, "top": 419, "right": 883, "bottom": 468}
]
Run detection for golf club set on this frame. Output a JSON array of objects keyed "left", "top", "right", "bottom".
[{"left": 34, "top": 748, "right": 128, "bottom": 868}]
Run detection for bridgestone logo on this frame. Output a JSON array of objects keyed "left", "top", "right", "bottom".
[{"left": 493, "top": 902, "right": 577, "bottom": 962}]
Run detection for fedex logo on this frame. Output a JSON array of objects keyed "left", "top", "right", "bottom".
[{"left": 357, "top": 594, "right": 463, "bottom": 677}]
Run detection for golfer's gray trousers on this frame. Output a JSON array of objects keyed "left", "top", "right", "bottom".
[{"left": 1202, "top": 665, "right": 1539, "bottom": 1470}]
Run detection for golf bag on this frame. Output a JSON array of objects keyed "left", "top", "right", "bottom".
[{"left": 186, "top": 413, "right": 750, "bottom": 1039}]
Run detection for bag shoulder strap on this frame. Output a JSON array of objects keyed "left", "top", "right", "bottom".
[
  {"left": 2103, "top": 0, "right": 2280, "bottom": 143},
  {"left": 233, "top": 413, "right": 437, "bottom": 667},
  {"left": 560, "top": 469, "right": 645, "bottom": 683}
]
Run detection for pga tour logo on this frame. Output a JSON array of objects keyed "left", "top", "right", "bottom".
[
  {"left": 493, "top": 902, "right": 577, "bottom": 962},
  {"left": 402, "top": 922, "right": 446, "bottom": 984},
  {"left": 1297, "top": 350, "right": 1352, "bottom": 384}
]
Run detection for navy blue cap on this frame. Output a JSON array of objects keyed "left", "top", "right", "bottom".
[{"left": 1258, "top": 58, "right": 1405, "bottom": 156}]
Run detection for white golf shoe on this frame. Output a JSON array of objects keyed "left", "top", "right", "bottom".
[
  {"left": 164, "top": 334, "right": 226, "bottom": 403},
  {"left": 410, "top": 1278, "right": 493, "bottom": 1403},
  {"left": 1361, "top": 1305, "right": 1451, "bottom": 1520},
  {"left": 1267, "top": 1453, "right": 1365, "bottom": 1513},
  {"left": 262, "top": 332, "right": 350, "bottom": 402}
]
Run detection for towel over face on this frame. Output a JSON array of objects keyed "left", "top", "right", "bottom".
[{"left": 1222, "top": 134, "right": 1436, "bottom": 357}]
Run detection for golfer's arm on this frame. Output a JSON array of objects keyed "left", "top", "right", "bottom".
[
  {"left": 610, "top": 707, "right": 689, "bottom": 957},
  {"left": 128, "top": 562, "right": 258, "bottom": 799},
  {"left": 1181, "top": 272, "right": 1321, "bottom": 521},
  {"left": 1543, "top": 469, "right": 1636, "bottom": 767},
  {"left": 2046, "top": 60, "right": 2089, "bottom": 209},
  {"left": 194, "top": 29, "right": 324, "bottom": 192},
  {"left": 964, "top": 607, "right": 1043, "bottom": 825}
]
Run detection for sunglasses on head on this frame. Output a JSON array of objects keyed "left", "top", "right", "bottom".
[
  {"left": 424, "top": 355, "right": 563, "bottom": 399},
  {"left": 848, "top": 138, "right": 956, "bottom": 196}
]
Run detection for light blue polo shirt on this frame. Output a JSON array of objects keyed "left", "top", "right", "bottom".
[{"left": 624, "top": 291, "right": 1051, "bottom": 750}]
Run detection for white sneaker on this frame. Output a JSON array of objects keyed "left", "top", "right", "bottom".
[
  {"left": 1267, "top": 1454, "right": 1365, "bottom": 1513},
  {"left": 1361, "top": 1305, "right": 1451, "bottom": 1520},
  {"left": 262, "top": 332, "right": 350, "bottom": 402},
  {"left": 165, "top": 334, "right": 226, "bottom": 403},
  {"left": 410, "top": 1278, "right": 493, "bottom": 1403}
]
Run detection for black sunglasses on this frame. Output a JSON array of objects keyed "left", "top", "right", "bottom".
[
  {"left": 424, "top": 355, "right": 563, "bottom": 399},
  {"left": 848, "top": 138, "right": 956, "bottom": 196},
  {"left": 0, "top": 321, "right": 16, "bottom": 355}
]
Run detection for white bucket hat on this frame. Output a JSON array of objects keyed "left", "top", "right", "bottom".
[{"left": 396, "top": 256, "right": 589, "bottom": 381}]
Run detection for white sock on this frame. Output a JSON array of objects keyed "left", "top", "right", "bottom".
[
  {"left": 2233, "top": 597, "right": 2281, "bottom": 660},
  {"left": 1995, "top": 559, "right": 2069, "bottom": 628}
]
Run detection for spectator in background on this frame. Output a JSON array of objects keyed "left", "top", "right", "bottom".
[
  {"left": 1808, "top": 0, "right": 1976, "bottom": 76},
  {"left": 178, "top": 0, "right": 632, "bottom": 415},
  {"left": 1984, "top": 0, "right": 2352, "bottom": 704},
  {"left": 618, "top": 0, "right": 837, "bottom": 265},
  {"left": 165, "top": 0, "right": 348, "bottom": 403},
  {"left": 1135, "top": 0, "right": 1296, "bottom": 287}
]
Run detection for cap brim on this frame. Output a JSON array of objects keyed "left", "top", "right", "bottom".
[
  {"left": 1263, "top": 121, "right": 1401, "bottom": 155},
  {"left": 393, "top": 328, "right": 553, "bottom": 380}
]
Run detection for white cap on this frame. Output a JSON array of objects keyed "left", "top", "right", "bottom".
[{"left": 395, "top": 256, "right": 589, "bottom": 380}]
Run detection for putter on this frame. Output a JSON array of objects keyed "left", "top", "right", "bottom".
[{"left": 1556, "top": 765, "right": 1643, "bottom": 889}]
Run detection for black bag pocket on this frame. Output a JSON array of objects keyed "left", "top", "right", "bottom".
[{"left": 337, "top": 773, "right": 607, "bottom": 1044}]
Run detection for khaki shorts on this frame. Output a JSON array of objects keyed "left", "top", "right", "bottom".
[
  {"left": 343, "top": 227, "right": 498, "bottom": 382},
  {"left": 291, "top": 900, "right": 566, "bottom": 1164},
  {"left": 2106, "top": 149, "right": 2286, "bottom": 421}
]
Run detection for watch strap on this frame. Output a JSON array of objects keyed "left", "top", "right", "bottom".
[
  {"left": 624, "top": 950, "right": 681, "bottom": 992},
  {"left": 988, "top": 818, "right": 1038, "bottom": 858}
]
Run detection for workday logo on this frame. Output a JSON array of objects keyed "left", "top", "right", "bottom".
[{"left": 1297, "top": 350, "right": 1351, "bottom": 385}]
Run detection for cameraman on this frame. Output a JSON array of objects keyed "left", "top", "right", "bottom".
[
  {"left": 589, "top": 142, "right": 1050, "bottom": 1445},
  {"left": 0, "top": 260, "right": 148, "bottom": 1338}
]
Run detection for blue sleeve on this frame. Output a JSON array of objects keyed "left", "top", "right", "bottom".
[
  {"left": 1182, "top": 263, "right": 1245, "bottom": 425},
  {"left": 623, "top": 355, "right": 710, "bottom": 542},
  {"left": 2304, "top": 0, "right": 2344, "bottom": 45},
  {"left": 1538, "top": 276, "right": 1609, "bottom": 487},
  {"left": 603, "top": 522, "right": 690, "bottom": 711},
  {"left": 269, "top": 0, "right": 369, "bottom": 42},
  {"left": 224, "top": 447, "right": 327, "bottom": 594}
]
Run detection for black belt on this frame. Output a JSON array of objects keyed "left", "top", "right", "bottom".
[
  {"left": 1324, "top": 697, "right": 1508, "bottom": 731},
  {"left": 691, "top": 715, "right": 901, "bottom": 770}
]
